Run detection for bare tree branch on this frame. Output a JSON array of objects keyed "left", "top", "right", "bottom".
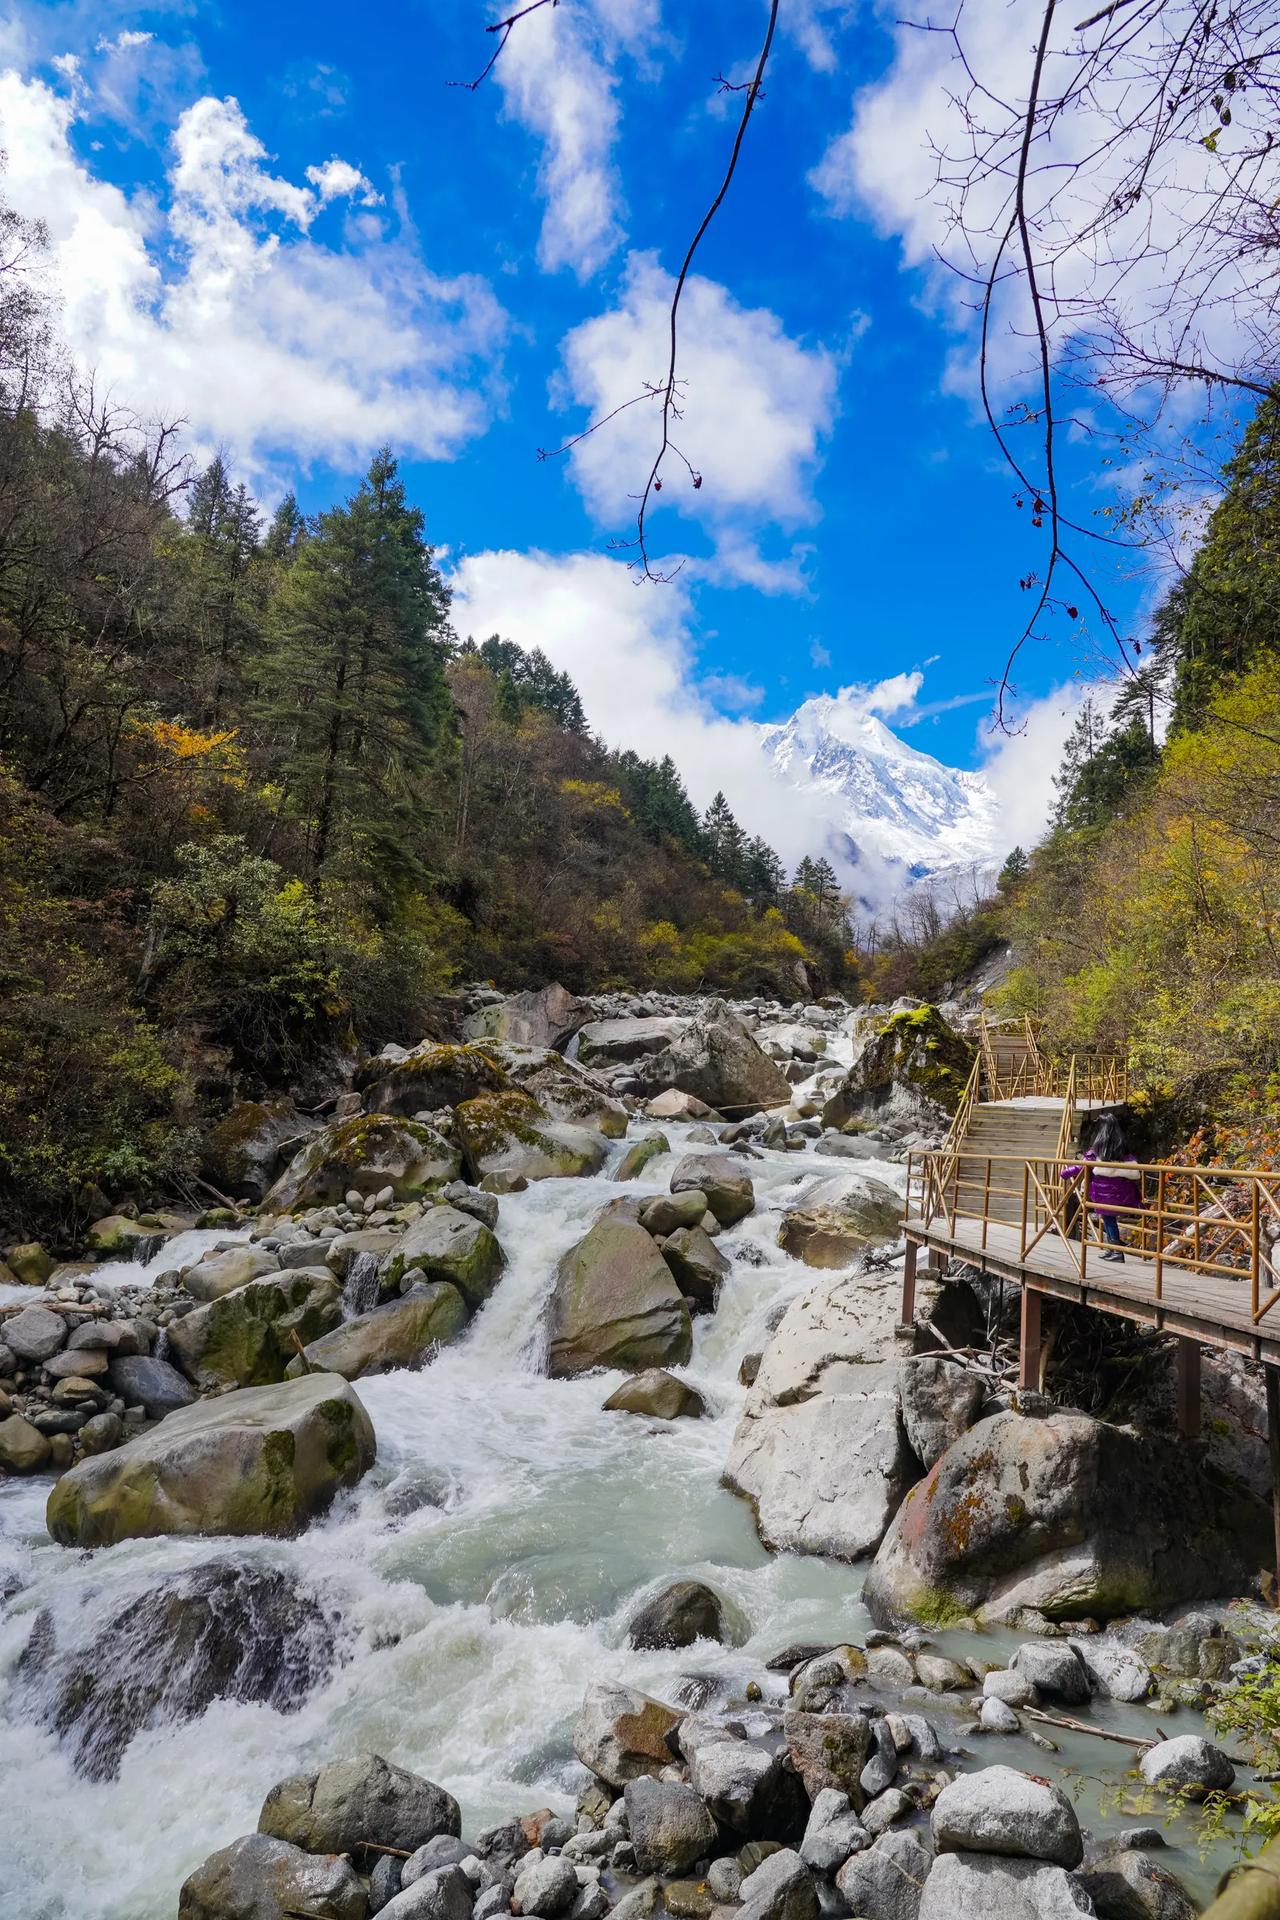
[{"left": 450, "top": 0, "right": 559, "bottom": 92}]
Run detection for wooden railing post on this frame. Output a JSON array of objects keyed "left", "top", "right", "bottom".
[
  {"left": 1019, "top": 1288, "right": 1042, "bottom": 1392},
  {"left": 1176, "top": 1339, "right": 1201, "bottom": 1439},
  {"left": 1081, "top": 1163, "right": 1090, "bottom": 1280},
  {"left": 1253, "top": 1179, "right": 1261, "bottom": 1323},
  {"left": 902, "top": 1239, "right": 918, "bottom": 1327}
]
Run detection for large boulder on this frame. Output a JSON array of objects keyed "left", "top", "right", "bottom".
[
  {"left": 488, "top": 1043, "right": 629, "bottom": 1137},
  {"left": 723, "top": 1270, "right": 918, "bottom": 1560},
  {"left": 573, "top": 1680, "right": 682, "bottom": 1786},
  {"left": 260, "top": 1752, "right": 460, "bottom": 1856},
  {"left": 18, "top": 1561, "right": 339, "bottom": 1780},
  {"left": 203, "top": 1097, "right": 315, "bottom": 1202},
  {"left": 182, "top": 1244, "right": 281, "bottom": 1304},
  {"left": 286, "top": 1283, "right": 468, "bottom": 1381},
  {"left": 899, "top": 1356, "right": 986, "bottom": 1470},
  {"left": 932, "top": 1767, "right": 1082, "bottom": 1868},
  {"left": 633, "top": 1001, "right": 792, "bottom": 1114},
  {"left": 778, "top": 1172, "right": 904, "bottom": 1268},
  {"left": 670, "top": 1153, "right": 754, "bottom": 1225},
  {"left": 577, "top": 1016, "right": 687, "bottom": 1066},
  {"left": 601, "top": 1369, "right": 707, "bottom": 1419},
  {"left": 783, "top": 1710, "right": 872, "bottom": 1803},
  {"left": 626, "top": 1579, "right": 727, "bottom": 1649},
  {"left": 180, "top": 1834, "right": 367, "bottom": 1920},
  {"left": 661, "top": 1225, "right": 729, "bottom": 1312},
  {"left": 686, "top": 1734, "right": 807, "bottom": 1841},
  {"left": 822, "top": 1006, "right": 976, "bottom": 1136},
  {"left": 385, "top": 1206, "right": 504, "bottom": 1310},
  {"left": 107, "top": 1352, "right": 196, "bottom": 1417},
  {"left": 1077, "top": 1847, "right": 1194, "bottom": 1920},
  {"left": 45, "top": 1373, "right": 375, "bottom": 1547},
  {"left": 865, "top": 1410, "right": 1270, "bottom": 1628},
  {"left": 264, "top": 1116, "right": 461, "bottom": 1214},
  {"left": 463, "top": 983, "right": 586, "bottom": 1053},
  {"left": 918, "top": 1852, "right": 1095, "bottom": 1920},
  {"left": 167, "top": 1269, "right": 343, "bottom": 1390},
  {"left": 454, "top": 1091, "right": 607, "bottom": 1184},
  {"left": 835, "top": 1830, "right": 931, "bottom": 1920},
  {"left": 624, "top": 1778, "right": 719, "bottom": 1875},
  {"left": 546, "top": 1215, "right": 692, "bottom": 1376},
  {"left": 357, "top": 1042, "right": 512, "bottom": 1116}
]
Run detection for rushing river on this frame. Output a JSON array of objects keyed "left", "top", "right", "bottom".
[{"left": 0, "top": 1062, "right": 1238, "bottom": 1916}]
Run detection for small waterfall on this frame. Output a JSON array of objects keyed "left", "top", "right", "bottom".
[{"left": 343, "top": 1250, "right": 383, "bottom": 1316}]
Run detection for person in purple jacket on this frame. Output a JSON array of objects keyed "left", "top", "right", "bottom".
[{"left": 1063, "top": 1111, "right": 1144, "bottom": 1262}]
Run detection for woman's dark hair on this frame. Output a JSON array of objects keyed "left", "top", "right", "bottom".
[{"left": 1090, "top": 1111, "right": 1130, "bottom": 1159}]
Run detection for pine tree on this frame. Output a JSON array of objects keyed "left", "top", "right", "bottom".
[
  {"left": 998, "top": 846, "right": 1030, "bottom": 892},
  {"left": 703, "top": 791, "right": 746, "bottom": 884}
]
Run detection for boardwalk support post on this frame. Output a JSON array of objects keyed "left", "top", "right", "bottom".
[
  {"left": 901, "top": 1240, "right": 917, "bottom": 1327},
  {"left": 1176, "top": 1338, "right": 1201, "bottom": 1439},
  {"left": 1019, "top": 1288, "right": 1042, "bottom": 1393},
  {"left": 1267, "top": 1367, "right": 1280, "bottom": 1609}
]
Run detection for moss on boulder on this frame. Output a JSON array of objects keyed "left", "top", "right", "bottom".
[
  {"left": 263, "top": 1114, "right": 461, "bottom": 1214},
  {"left": 286, "top": 1282, "right": 469, "bottom": 1382},
  {"left": 357, "top": 1041, "right": 512, "bottom": 1116},
  {"left": 383, "top": 1205, "right": 504, "bottom": 1310},
  {"left": 822, "top": 1004, "right": 976, "bottom": 1134},
  {"left": 166, "top": 1269, "right": 343, "bottom": 1390},
  {"left": 455, "top": 1091, "right": 607, "bottom": 1184}
]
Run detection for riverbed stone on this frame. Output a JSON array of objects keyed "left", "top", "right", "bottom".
[
  {"left": 783, "top": 1710, "right": 872, "bottom": 1803},
  {"left": 287, "top": 1282, "right": 469, "bottom": 1381},
  {"left": 662, "top": 1226, "right": 730, "bottom": 1313},
  {"left": 638, "top": 1191, "right": 708, "bottom": 1236},
  {"left": 687, "top": 1737, "right": 807, "bottom": 1841},
  {"left": 1077, "top": 1846, "right": 1194, "bottom": 1920},
  {"left": 632, "top": 1002, "right": 792, "bottom": 1115},
  {"left": 455, "top": 1091, "right": 607, "bottom": 1185},
  {"left": 626, "top": 1580, "right": 727, "bottom": 1650},
  {"left": 624, "top": 1778, "right": 718, "bottom": 1874},
  {"left": 106, "top": 1352, "right": 197, "bottom": 1417},
  {"left": 984, "top": 1670, "right": 1037, "bottom": 1708},
  {"left": 573, "top": 1681, "right": 683, "bottom": 1787},
  {"left": 835, "top": 1830, "right": 931, "bottom": 1920},
  {"left": 900, "top": 1356, "right": 986, "bottom": 1468},
  {"left": 981, "top": 1697, "right": 1021, "bottom": 1734},
  {"left": 179, "top": 1833, "right": 368, "bottom": 1920},
  {"left": 46, "top": 1372, "right": 375, "bottom": 1546},
  {"left": 670, "top": 1154, "right": 755, "bottom": 1226},
  {"left": 602, "top": 1369, "right": 706, "bottom": 1420},
  {"left": 464, "top": 983, "right": 586, "bottom": 1054},
  {"left": 167, "top": 1269, "right": 343, "bottom": 1389},
  {"left": 614, "top": 1134, "right": 671, "bottom": 1182},
  {"left": 864, "top": 1409, "right": 1269, "bottom": 1627},
  {"left": 799, "top": 1788, "right": 868, "bottom": 1873},
  {"left": 492, "top": 1043, "right": 630, "bottom": 1139},
  {"left": 917, "top": 1852, "right": 1095, "bottom": 1920},
  {"left": 1012, "top": 1643, "right": 1090, "bottom": 1705},
  {"left": 359, "top": 1041, "right": 512, "bottom": 1115},
  {"left": 387, "top": 1206, "right": 504, "bottom": 1310},
  {"left": 6, "top": 1242, "right": 55, "bottom": 1285},
  {"left": 182, "top": 1244, "right": 282, "bottom": 1303},
  {"left": 371, "top": 1865, "right": 473, "bottom": 1920},
  {"left": 260, "top": 1752, "right": 460, "bottom": 1857},
  {"left": 931, "top": 1766, "right": 1083, "bottom": 1868},
  {"left": 1073, "top": 1642, "right": 1152, "bottom": 1704},
  {"left": 1138, "top": 1735, "right": 1235, "bottom": 1797},
  {"left": 737, "top": 1849, "right": 817, "bottom": 1920},
  {"left": 547, "top": 1215, "right": 692, "bottom": 1376},
  {"left": 265, "top": 1114, "right": 462, "bottom": 1212},
  {"left": 0, "top": 1413, "right": 51, "bottom": 1471},
  {"left": 514, "top": 1854, "right": 578, "bottom": 1916},
  {"left": 777, "top": 1172, "right": 903, "bottom": 1269},
  {"left": 4, "top": 1303, "right": 67, "bottom": 1362}
]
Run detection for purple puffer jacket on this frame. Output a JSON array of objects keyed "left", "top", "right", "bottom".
[{"left": 1061, "top": 1150, "right": 1143, "bottom": 1213}]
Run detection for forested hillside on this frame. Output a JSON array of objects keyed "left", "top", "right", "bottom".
[{"left": 0, "top": 201, "right": 854, "bottom": 1240}]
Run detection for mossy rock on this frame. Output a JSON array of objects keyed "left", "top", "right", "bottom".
[
  {"left": 547, "top": 1215, "right": 692, "bottom": 1377},
  {"left": 357, "top": 1042, "right": 513, "bottom": 1117},
  {"left": 613, "top": 1134, "right": 670, "bottom": 1182},
  {"left": 45, "top": 1373, "right": 376, "bottom": 1547},
  {"left": 262, "top": 1114, "right": 461, "bottom": 1213},
  {"left": 454, "top": 1091, "right": 607, "bottom": 1184},
  {"left": 822, "top": 1004, "right": 976, "bottom": 1131},
  {"left": 6, "top": 1242, "right": 55, "bottom": 1286},
  {"left": 166, "top": 1270, "right": 343, "bottom": 1390},
  {"left": 285, "top": 1281, "right": 469, "bottom": 1382},
  {"left": 383, "top": 1206, "right": 504, "bottom": 1310}
]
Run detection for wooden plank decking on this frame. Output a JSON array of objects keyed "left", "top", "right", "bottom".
[{"left": 904, "top": 1209, "right": 1280, "bottom": 1367}]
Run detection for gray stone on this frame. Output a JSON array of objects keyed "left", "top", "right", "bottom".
[
  {"left": 670, "top": 1154, "right": 754, "bottom": 1226},
  {"left": 286, "top": 1282, "right": 469, "bottom": 1382},
  {"left": 738, "top": 1848, "right": 818, "bottom": 1920},
  {"left": 918, "top": 1852, "right": 1096, "bottom": 1920},
  {"left": 578, "top": 1017, "right": 686, "bottom": 1066},
  {"left": 403, "top": 1839, "right": 472, "bottom": 1886},
  {"left": 614, "top": 1135, "right": 671, "bottom": 1182},
  {"left": 602, "top": 1369, "right": 707, "bottom": 1420},
  {"left": 783, "top": 1710, "right": 872, "bottom": 1802},
  {"left": 0, "top": 1413, "right": 50, "bottom": 1472},
  {"left": 861, "top": 1718, "right": 899, "bottom": 1797},
  {"left": 1076, "top": 1848, "right": 1194, "bottom": 1920},
  {"left": 662, "top": 1226, "right": 729, "bottom": 1313},
  {"left": 1072, "top": 1642, "right": 1152, "bottom": 1704},
  {"left": 167, "top": 1269, "right": 343, "bottom": 1390},
  {"left": 260, "top": 1753, "right": 460, "bottom": 1857},
  {"left": 182, "top": 1245, "right": 282, "bottom": 1303},
  {"left": 638, "top": 1192, "right": 708, "bottom": 1236},
  {"left": 371, "top": 1856, "right": 405, "bottom": 1915},
  {"left": 931, "top": 1766, "right": 1083, "bottom": 1868},
  {"left": 514, "top": 1854, "right": 578, "bottom": 1917},
  {"left": 265, "top": 1113, "right": 462, "bottom": 1212},
  {"left": 777, "top": 1173, "right": 903, "bottom": 1269},
  {"left": 626, "top": 1580, "right": 726, "bottom": 1650},
  {"left": 547, "top": 1216, "right": 692, "bottom": 1377},
  {"left": 4, "top": 1305, "right": 67, "bottom": 1362},
  {"left": 1138, "top": 1735, "right": 1235, "bottom": 1797},
  {"left": 707, "top": 1858, "right": 743, "bottom": 1902},
  {"left": 981, "top": 1698, "right": 1021, "bottom": 1734},
  {"left": 687, "top": 1738, "right": 807, "bottom": 1841},
  {"left": 106, "top": 1352, "right": 197, "bottom": 1417},
  {"left": 835, "top": 1830, "right": 932, "bottom": 1920},
  {"left": 178, "top": 1833, "right": 367, "bottom": 1920},
  {"left": 1012, "top": 1644, "right": 1090, "bottom": 1705},
  {"left": 623, "top": 1778, "right": 718, "bottom": 1874},
  {"left": 862, "top": 1790, "right": 911, "bottom": 1839},
  {"left": 984, "top": 1670, "right": 1037, "bottom": 1708},
  {"left": 900, "top": 1357, "right": 986, "bottom": 1469},
  {"left": 572, "top": 1681, "right": 682, "bottom": 1787},
  {"left": 799, "top": 1789, "right": 869, "bottom": 1874},
  {"left": 379, "top": 1865, "right": 474, "bottom": 1920},
  {"left": 389, "top": 1206, "right": 505, "bottom": 1311},
  {"left": 44, "top": 1346, "right": 109, "bottom": 1379}
]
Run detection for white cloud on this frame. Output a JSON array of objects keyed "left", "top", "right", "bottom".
[
  {"left": 809, "top": 639, "right": 831, "bottom": 669},
  {"left": 785, "top": 1, "right": 857, "bottom": 75},
  {"left": 305, "top": 156, "right": 381, "bottom": 207},
  {"left": 95, "top": 29, "right": 152, "bottom": 53},
  {"left": 0, "top": 73, "right": 507, "bottom": 475},
  {"left": 557, "top": 253, "right": 836, "bottom": 562},
  {"left": 978, "top": 681, "right": 1096, "bottom": 851},
  {"left": 493, "top": 0, "right": 660, "bottom": 279}
]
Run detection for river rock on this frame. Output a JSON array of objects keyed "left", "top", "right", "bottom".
[
  {"left": 203, "top": 1097, "right": 315, "bottom": 1202},
  {"left": 287, "top": 1282, "right": 469, "bottom": 1381},
  {"left": 106, "top": 1352, "right": 197, "bottom": 1417},
  {"left": 647, "top": 1090, "right": 719, "bottom": 1122},
  {"left": 455, "top": 1091, "right": 607, "bottom": 1184},
  {"left": 46, "top": 1372, "right": 375, "bottom": 1546},
  {"left": 579, "top": 1017, "right": 687, "bottom": 1066},
  {"left": 777, "top": 1173, "right": 903, "bottom": 1268},
  {"left": 84, "top": 1214, "right": 167, "bottom": 1259},
  {"left": 615, "top": 1134, "right": 670, "bottom": 1182},
  {"left": 864, "top": 1409, "right": 1269, "bottom": 1627},
  {"left": 633, "top": 1002, "right": 791, "bottom": 1114},
  {"left": 380, "top": 1864, "right": 473, "bottom": 1920},
  {"left": 401, "top": 1838, "right": 471, "bottom": 1885},
  {"left": 738, "top": 1849, "right": 818, "bottom": 1920},
  {"left": 1077, "top": 1847, "right": 1193, "bottom": 1920},
  {"left": 835, "top": 1829, "right": 932, "bottom": 1920},
  {"left": 670, "top": 1154, "right": 754, "bottom": 1226},
  {"left": 179, "top": 1833, "right": 368, "bottom": 1920},
  {"left": 463, "top": 983, "right": 586, "bottom": 1053},
  {"left": 19, "top": 1560, "right": 339, "bottom": 1778},
  {"left": 1012, "top": 1643, "right": 1090, "bottom": 1704},
  {"left": 900, "top": 1356, "right": 986, "bottom": 1469},
  {"left": 626, "top": 1580, "right": 727, "bottom": 1649},
  {"left": 514, "top": 1853, "right": 577, "bottom": 1916},
  {"left": 327, "top": 1229, "right": 403, "bottom": 1280},
  {"left": 573, "top": 1680, "right": 682, "bottom": 1786},
  {"left": 723, "top": 1269, "right": 917, "bottom": 1560},
  {"left": 982, "top": 1698, "right": 1021, "bottom": 1733},
  {"left": 918, "top": 1852, "right": 1095, "bottom": 1920},
  {"left": 386, "top": 1206, "right": 504, "bottom": 1309},
  {"left": 4, "top": 1304, "right": 67, "bottom": 1362},
  {"left": 799, "top": 1788, "right": 869, "bottom": 1873},
  {"left": 1138, "top": 1735, "right": 1235, "bottom": 1796},
  {"left": 623, "top": 1779, "right": 718, "bottom": 1875},
  {"left": 661, "top": 1226, "right": 729, "bottom": 1312},
  {"left": 687, "top": 1736, "right": 807, "bottom": 1840},
  {"left": 822, "top": 1007, "right": 976, "bottom": 1136},
  {"left": 260, "top": 1752, "right": 460, "bottom": 1856},
  {"left": 931, "top": 1766, "right": 1082, "bottom": 1868},
  {"left": 359, "top": 1041, "right": 513, "bottom": 1115},
  {"left": 167, "top": 1269, "right": 343, "bottom": 1389},
  {"left": 0, "top": 1412, "right": 51, "bottom": 1471},
  {"left": 638, "top": 1191, "right": 708, "bottom": 1236},
  {"left": 490, "top": 1044, "right": 629, "bottom": 1137},
  {"left": 1072, "top": 1641, "right": 1152, "bottom": 1704},
  {"left": 266, "top": 1115, "right": 463, "bottom": 1212},
  {"left": 547, "top": 1216, "right": 692, "bottom": 1376},
  {"left": 783, "top": 1710, "right": 872, "bottom": 1802},
  {"left": 182, "top": 1244, "right": 282, "bottom": 1303},
  {"left": 6, "top": 1241, "right": 55, "bottom": 1285},
  {"left": 601, "top": 1369, "right": 706, "bottom": 1419}
]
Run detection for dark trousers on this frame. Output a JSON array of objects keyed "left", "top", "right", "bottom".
[{"left": 1101, "top": 1213, "right": 1122, "bottom": 1245}]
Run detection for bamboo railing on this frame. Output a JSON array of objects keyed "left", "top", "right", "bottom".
[{"left": 906, "top": 1150, "right": 1280, "bottom": 1325}]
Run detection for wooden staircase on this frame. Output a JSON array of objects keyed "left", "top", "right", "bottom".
[{"left": 951, "top": 1099, "right": 1083, "bottom": 1223}]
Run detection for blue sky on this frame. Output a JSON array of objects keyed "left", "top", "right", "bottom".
[{"left": 0, "top": 0, "right": 1168, "bottom": 857}]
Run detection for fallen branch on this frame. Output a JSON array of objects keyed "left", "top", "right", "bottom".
[{"left": 1021, "top": 1705, "right": 1156, "bottom": 1750}]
